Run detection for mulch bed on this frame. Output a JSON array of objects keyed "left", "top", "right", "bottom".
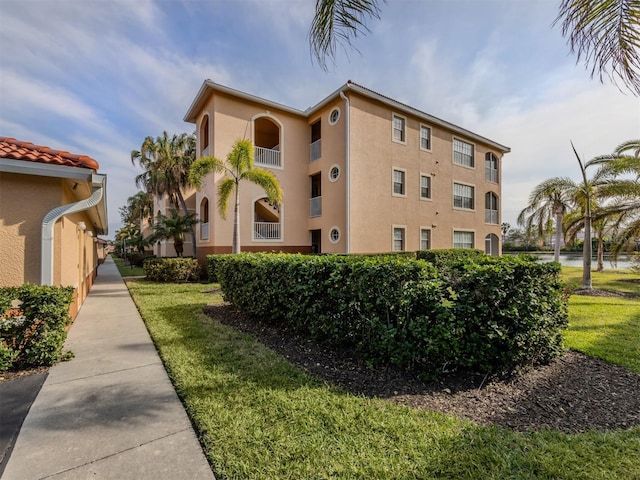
[{"left": 204, "top": 303, "right": 640, "bottom": 434}]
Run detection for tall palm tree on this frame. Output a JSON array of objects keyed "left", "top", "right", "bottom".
[
  {"left": 309, "top": 0, "right": 639, "bottom": 94},
  {"left": 151, "top": 208, "right": 198, "bottom": 257},
  {"left": 131, "top": 132, "right": 197, "bottom": 256},
  {"left": 517, "top": 177, "right": 576, "bottom": 262},
  {"left": 189, "top": 139, "right": 283, "bottom": 254}
]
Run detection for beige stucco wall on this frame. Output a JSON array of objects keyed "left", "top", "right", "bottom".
[
  {"left": 0, "top": 171, "right": 101, "bottom": 316},
  {"left": 347, "top": 92, "right": 503, "bottom": 253}
]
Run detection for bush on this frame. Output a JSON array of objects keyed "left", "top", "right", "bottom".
[
  {"left": 144, "top": 257, "right": 200, "bottom": 283},
  {"left": 416, "top": 248, "right": 485, "bottom": 269},
  {"left": 128, "top": 252, "right": 155, "bottom": 267},
  {"left": 216, "top": 253, "right": 568, "bottom": 378},
  {"left": 206, "top": 255, "right": 222, "bottom": 282},
  {"left": 631, "top": 253, "right": 640, "bottom": 273},
  {"left": 0, "top": 284, "right": 75, "bottom": 371}
]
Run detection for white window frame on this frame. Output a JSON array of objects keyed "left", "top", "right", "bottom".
[
  {"left": 453, "top": 230, "right": 475, "bottom": 249},
  {"left": 392, "top": 113, "right": 407, "bottom": 144},
  {"left": 328, "top": 164, "right": 341, "bottom": 182},
  {"left": 419, "top": 173, "right": 432, "bottom": 200},
  {"left": 420, "top": 228, "right": 431, "bottom": 250},
  {"left": 392, "top": 225, "right": 406, "bottom": 252},
  {"left": 392, "top": 167, "right": 407, "bottom": 197},
  {"left": 420, "top": 124, "right": 432, "bottom": 152},
  {"left": 453, "top": 137, "right": 475, "bottom": 168},
  {"left": 329, "top": 226, "right": 341, "bottom": 244},
  {"left": 485, "top": 191, "right": 499, "bottom": 224},
  {"left": 328, "top": 107, "right": 341, "bottom": 126},
  {"left": 453, "top": 181, "right": 475, "bottom": 211}
]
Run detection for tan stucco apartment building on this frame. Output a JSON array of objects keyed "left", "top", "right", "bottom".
[
  {"left": 0, "top": 137, "right": 108, "bottom": 318},
  {"left": 180, "top": 80, "right": 509, "bottom": 263}
]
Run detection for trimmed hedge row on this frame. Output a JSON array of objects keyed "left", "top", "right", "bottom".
[
  {"left": 0, "top": 284, "right": 75, "bottom": 371},
  {"left": 143, "top": 257, "right": 201, "bottom": 283},
  {"left": 212, "top": 253, "right": 568, "bottom": 378}
]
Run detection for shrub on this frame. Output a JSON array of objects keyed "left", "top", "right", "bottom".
[
  {"left": 630, "top": 253, "right": 640, "bottom": 273},
  {"left": 143, "top": 257, "right": 200, "bottom": 283},
  {"left": 0, "top": 284, "right": 75, "bottom": 371},
  {"left": 206, "top": 254, "right": 223, "bottom": 282},
  {"left": 216, "top": 253, "right": 568, "bottom": 378},
  {"left": 416, "top": 248, "right": 485, "bottom": 269}
]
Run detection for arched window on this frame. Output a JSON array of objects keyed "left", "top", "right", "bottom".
[
  {"left": 485, "top": 152, "right": 498, "bottom": 183},
  {"left": 200, "top": 198, "right": 209, "bottom": 240},
  {"left": 253, "top": 114, "right": 282, "bottom": 168},
  {"left": 485, "top": 192, "right": 499, "bottom": 224},
  {"left": 485, "top": 233, "right": 499, "bottom": 256},
  {"left": 200, "top": 115, "right": 209, "bottom": 154}
]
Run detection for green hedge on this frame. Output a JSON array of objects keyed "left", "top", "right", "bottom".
[
  {"left": 0, "top": 284, "right": 75, "bottom": 371},
  {"left": 215, "top": 253, "right": 568, "bottom": 378},
  {"left": 416, "top": 248, "right": 485, "bottom": 268},
  {"left": 143, "top": 257, "right": 200, "bottom": 283}
]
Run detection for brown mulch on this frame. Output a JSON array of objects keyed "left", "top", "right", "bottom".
[
  {"left": 203, "top": 303, "right": 640, "bottom": 434},
  {"left": 0, "top": 366, "right": 49, "bottom": 383},
  {"left": 573, "top": 287, "right": 640, "bottom": 298}
]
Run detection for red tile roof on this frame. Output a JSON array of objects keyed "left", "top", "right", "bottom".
[{"left": 0, "top": 136, "right": 99, "bottom": 171}]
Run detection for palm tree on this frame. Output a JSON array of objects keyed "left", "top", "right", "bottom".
[
  {"left": 309, "top": 0, "right": 639, "bottom": 94},
  {"left": 517, "top": 177, "right": 576, "bottom": 262},
  {"left": 151, "top": 208, "right": 198, "bottom": 257},
  {"left": 189, "top": 139, "right": 283, "bottom": 254},
  {"left": 131, "top": 132, "right": 197, "bottom": 256}
]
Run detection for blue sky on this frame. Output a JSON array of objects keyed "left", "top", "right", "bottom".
[{"left": 1, "top": 0, "right": 638, "bottom": 239}]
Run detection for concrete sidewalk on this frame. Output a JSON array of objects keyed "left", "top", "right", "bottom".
[{"left": 2, "top": 257, "right": 215, "bottom": 480}]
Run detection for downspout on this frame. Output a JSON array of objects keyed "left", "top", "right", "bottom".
[
  {"left": 41, "top": 174, "right": 105, "bottom": 285},
  {"left": 339, "top": 90, "right": 350, "bottom": 253}
]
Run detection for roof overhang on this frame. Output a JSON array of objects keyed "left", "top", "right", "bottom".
[
  {"left": 184, "top": 80, "right": 510, "bottom": 154},
  {"left": 0, "top": 158, "right": 108, "bottom": 235}
]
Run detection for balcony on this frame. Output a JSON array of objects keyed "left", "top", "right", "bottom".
[
  {"left": 254, "top": 222, "right": 281, "bottom": 240},
  {"left": 255, "top": 146, "right": 280, "bottom": 168},
  {"left": 200, "top": 222, "right": 209, "bottom": 240},
  {"left": 309, "top": 139, "right": 321, "bottom": 162},
  {"left": 485, "top": 209, "right": 498, "bottom": 224},
  {"left": 310, "top": 196, "right": 322, "bottom": 217},
  {"left": 485, "top": 167, "right": 498, "bottom": 183}
]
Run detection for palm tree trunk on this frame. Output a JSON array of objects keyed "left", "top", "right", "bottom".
[
  {"left": 177, "top": 190, "right": 197, "bottom": 258},
  {"left": 597, "top": 228, "right": 604, "bottom": 272},
  {"left": 583, "top": 215, "right": 592, "bottom": 289},
  {"left": 554, "top": 211, "right": 563, "bottom": 263},
  {"left": 232, "top": 183, "right": 240, "bottom": 254}
]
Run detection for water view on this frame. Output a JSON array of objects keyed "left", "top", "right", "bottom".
[{"left": 508, "top": 253, "right": 633, "bottom": 270}]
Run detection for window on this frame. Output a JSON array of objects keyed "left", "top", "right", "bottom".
[
  {"left": 420, "top": 229, "right": 431, "bottom": 250},
  {"left": 420, "top": 125, "right": 431, "bottom": 150},
  {"left": 200, "top": 115, "right": 209, "bottom": 153},
  {"left": 393, "top": 227, "right": 405, "bottom": 251},
  {"left": 329, "top": 227, "right": 341, "bottom": 243},
  {"left": 454, "top": 231, "right": 474, "bottom": 249},
  {"left": 329, "top": 165, "right": 340, "bottom": 182},
  {"left": 393, "top": 169, "right": 406, "bottom": 196},
  {"left": 453, "top": 183, "right": 474, "bottom": 209},
  {"left": 329, "top": 108, "right": 341, "bottom": 125},
  {"left": 485, "top": 192, "right": 499, "bottom": 224},
  {"left": 200, "top": 198, "right": 209, "bottom": 240},
  {"left": 453, "top": 138, "right": 474, "bottom": 167},
  {"left": 420, "top": 175, "right": 431, "bottom": 199},
  {"left": 392, "top": 114, "right": 406, "bottom": 143},
  {"left": 485, "top": 152, "right": 499, "bottom": 183}
]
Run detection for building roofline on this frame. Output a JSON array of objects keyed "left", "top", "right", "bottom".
[{"left": 184, "top": 80, "right": 510, "bottom": 153}]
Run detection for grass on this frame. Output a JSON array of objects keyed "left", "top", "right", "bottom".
[
  {"left": 126, "top": 278, "right": 640, "bottom": 480},
  {"left": 560, "top": 267, "right": 640, "bottom": 374},
  {"left": 112, "top": 255, "right": 145, "bottom": 277}
]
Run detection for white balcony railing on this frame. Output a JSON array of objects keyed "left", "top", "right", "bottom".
[
  {"left": 309, "top": 139, "right": 321, "bottom": 162},
  {"left": 485, "top": 167, "right": 498, "bottom": 183},
  {"left": 485, "top": 209, "right": 499, "bottom": 224},
  {"left": 255, "top": 146, "right": 280, "bottom": 167},
  {"left": 310, "top": 196, "right": 322, "bottom": 217},
  {"left": 201, "top": 222, "right": 209, "bottom": 240},
  {"left": 254, "top": 222, "right": 281, "bottom": 240}
]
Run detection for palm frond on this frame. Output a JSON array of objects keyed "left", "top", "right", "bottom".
[
  {"left": 217, "top": 177, "right": 236, "bottom": 220},
  {"left": 242, "top": 169, "right": 284, "bottom": 205},
  {"left": 554, "top": 0, "right": 640, "bottom": 95},
  {"left": 309, "top": 0, "right": 383, "bottom": 70}
]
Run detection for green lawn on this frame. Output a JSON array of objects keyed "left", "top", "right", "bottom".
[
  {"left": 112, "top": 255, "right": 145, "bottom": 277},
  {"left": 561, "top": 267, "right": 640, "bottom": 373},
  {"left": 126, "top": 279, "right": 640, "bottom": 480}
]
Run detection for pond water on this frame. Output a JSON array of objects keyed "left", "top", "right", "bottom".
[{"left": 507, "top": 253, "right": 633, "bottom": 270}]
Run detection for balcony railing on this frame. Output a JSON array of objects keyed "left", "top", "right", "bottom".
[
  {"left": 310, "top": 196, "right": 322, "bottom": 217},
  {"left": 485, "top": 209, "right": 499, "bottom": 224},
  {"left": 485, "top": 167, "right": 498, "bottom": 183},
  {"left": 309, "top": 139, "right": 321, "bottom": 162},
  {"left": 255, "top": 146, "right": 281, "bottom": 167},
  {"left": 254, "top": 222, "right": 281, "bottom": 240},
  {"left": 201, "top": 222, "right": 209, "bottom": 240}
]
